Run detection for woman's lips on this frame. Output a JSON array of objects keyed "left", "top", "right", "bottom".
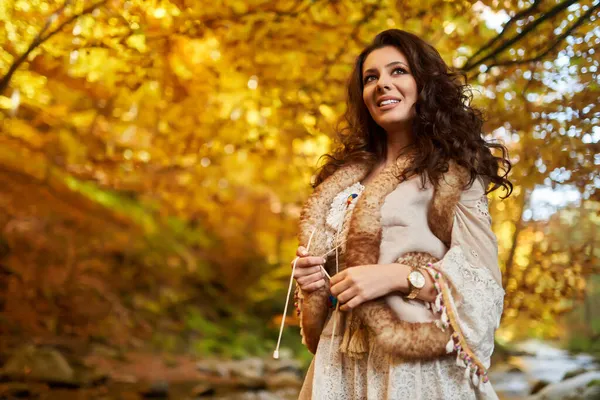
[{"left": 378, "top": 100, "right": 401, "bottom": 111}]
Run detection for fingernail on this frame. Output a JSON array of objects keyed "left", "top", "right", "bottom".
[{"left": 322, "top": 258, "right": 327, "bottom": 264}]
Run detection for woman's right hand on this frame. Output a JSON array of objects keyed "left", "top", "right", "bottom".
[{"left": 292, "top": 246, "right": 328, "bottom": 293}]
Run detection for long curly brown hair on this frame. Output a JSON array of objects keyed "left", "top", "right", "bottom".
[{"left": 314, "top": 29, "right": 512, "bottom": 198}]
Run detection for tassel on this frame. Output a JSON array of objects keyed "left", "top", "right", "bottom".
[
  {"left": 441, "top": 306, "right": 449, "bottom": 325},
  {"left": 464, "top": 364, "right": 470, "bottom": 379},
  {"left": 340, "top": 312, "right": 368, "bottom": 359},
  {"left": 347, "top": 325, "right": 368, "bottom": 357},
  {"left": 456, "top": 351, "right": 465, "bottom": 368},
  {"left": 434, "top": 292, "right": 442, "bottom": 311},
  {"left": 472, "top": 371, "right": 480, "bottom": 387},
  {"left": 338, "top": 312, "right": 353, "bottom": 354},
  {"left": 445, "top": 337, "right": 454, "bottom": 354}
]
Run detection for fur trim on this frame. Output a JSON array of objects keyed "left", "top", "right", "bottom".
[
  {"left": 296, "top": 162, "right": 371, "bottom": 354},
  {"left": 428, "top": 162, "right": 470, "bottom": 247},
  {"left": 298, "top": 162, "right": 371, "bottom": 259},
  {"left": 345, "top": 157, "right": 414, "bottom": 268},
  {"left": 360, "top": 298, "right": 452, "bottom": 360},
  {"left": 296, "top": 155, "right": 470, "bottom": 359}
]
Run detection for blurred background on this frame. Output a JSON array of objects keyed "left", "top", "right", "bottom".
[{"left": 0, "top": 0, "right": 599, "bottom": 399}]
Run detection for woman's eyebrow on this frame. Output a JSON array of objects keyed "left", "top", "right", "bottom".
[{"left": 363, "top": 61, "right": 410, "bottom": 75}]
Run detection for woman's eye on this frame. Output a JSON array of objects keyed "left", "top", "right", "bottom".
[
  {"left": 363, "top": 75, "right": 376, "bottom": 84},
  {"left": 392, "top": 67, "right": 407, "bottom": 75}
]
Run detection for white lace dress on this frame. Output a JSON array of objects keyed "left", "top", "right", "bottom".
[{"left": 298, "top": 176, "right": 504, "bottom": 400}]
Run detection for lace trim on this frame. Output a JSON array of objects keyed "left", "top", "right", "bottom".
[
  {"left": 475, "top": 195, "right": 491, "bottom": 223},
  {"left": 324, "top": 182, "right": 364, "bottom": 248}
]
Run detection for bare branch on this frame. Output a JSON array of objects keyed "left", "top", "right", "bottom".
[
  {"left": 484, "top": 2, "right": 600, "bottom": 69},
  {"left": 0, "top": 0, "right": 109, "bottom": 94},
  {"left": 468, "top": 0, "right": 543, "bottom": 64},
  {"left": 462, "top": 0, "right": 579, "bottom": 72}
]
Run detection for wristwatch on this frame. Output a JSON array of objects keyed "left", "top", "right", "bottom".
[{"left": 405, "top": 266, "right": 426, "bottom": 300}]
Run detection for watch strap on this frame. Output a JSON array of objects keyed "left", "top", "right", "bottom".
[{"left": 404, "top": 266, "right": 423, "bottom": 300}]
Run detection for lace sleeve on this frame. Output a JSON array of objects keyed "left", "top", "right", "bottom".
[{"left": 424, "top": 176, "right": 505, "bottom": 391}]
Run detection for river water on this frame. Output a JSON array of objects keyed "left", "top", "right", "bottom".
[{"left": 491, "top": 340, "right": 599, "bottom": 399}]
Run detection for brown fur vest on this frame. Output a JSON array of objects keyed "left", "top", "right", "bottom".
[{"left": 296, "top": 154, "right": 469, "bottom": 360}]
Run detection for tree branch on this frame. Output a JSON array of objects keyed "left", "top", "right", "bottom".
[
  {"left": 462, "top": 0, "right": 579, "bottom": 72},
  {"left": 0, "top": 0, "right": 109, "bottom": 94},
  {"left": 468, "top": 0, "right": 543, "bottom": 64},
  {"left": 483, "top": 2, "right": 600, "bottom": 69}
]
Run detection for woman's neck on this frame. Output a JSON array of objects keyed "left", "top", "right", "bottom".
[{"left": 384, "top": 128, "right": 414, "bottom": 166}]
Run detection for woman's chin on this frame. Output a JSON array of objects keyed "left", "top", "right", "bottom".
[{"left": 375, "top": 114, "right": 412, "bottom": 129}]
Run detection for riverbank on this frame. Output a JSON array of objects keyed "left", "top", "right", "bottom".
[{"left": 1, "top": 339, "right": 599, "bottom": 399}]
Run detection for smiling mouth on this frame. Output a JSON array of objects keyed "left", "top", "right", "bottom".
[{"left": 378, "top": 99, "right": 401, "bottom": 108}]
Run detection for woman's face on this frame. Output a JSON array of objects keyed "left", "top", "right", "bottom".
[{"left": 361, "top": 46, "right": 418, "bottom": 132}]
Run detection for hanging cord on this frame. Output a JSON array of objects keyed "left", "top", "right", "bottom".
[
  {"left": 272, "top": 228, "right": 348, "bottom": 359},
  {"left": 326, "top": 227, "right": 342, "bottom": 367},
  {"left": 315, "top": 240, "right": 346, "bottom": 279},
  {"left": 273, "top": 227, "right": 318, "bottom": 359}
]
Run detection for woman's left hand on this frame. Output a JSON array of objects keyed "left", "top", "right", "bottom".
[{"left": 329, "top": 264, "right": 401, "bottom": 312}]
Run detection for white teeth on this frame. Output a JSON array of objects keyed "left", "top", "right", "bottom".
[{"left": 379, "top": 99, "right": 400, "bottom": 106}]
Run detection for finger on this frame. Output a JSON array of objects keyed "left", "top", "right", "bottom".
[
  {"left": 302, "top": 279, "right": 326, "bottom": 292},
  {"left": 290, "top": 256, "right": 300, "bottom": 268},
  {"left": 293, "top": 265, "right": 321, "bottom": 279},
  {"left": 297, "top": 256, "right": 326, "bottom": 268},
  {"left": 296, "top": 246, "right": 309, "bottom": 257},
  {"left": 340, "top": 296, "right": 361, "bottom": 312},
  {"left": 297, "top": 271, "right": 325, "bottom": 286},
  {"left": 336, "top": 286, "right": 357, "bottom": 305},
  {"left": 329, "top": 270, "right": 345, "bottom": 286},
  {"left": 330, "top": 277, "right": 352, "bottom": 297}
]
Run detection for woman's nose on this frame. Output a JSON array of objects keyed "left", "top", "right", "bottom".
[{"left": 376, "top": 78, "right": 391, "bottom": 92}]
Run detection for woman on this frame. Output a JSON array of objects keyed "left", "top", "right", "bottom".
[{"left": 291, "top": 29, "right": 512, "bottom": 399}]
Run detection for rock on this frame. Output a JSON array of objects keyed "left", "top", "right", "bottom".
[
  {"left": 264, "top": 358, "right": 302, "bottom": 376},
  {"left": 0, "top": 345, "right": 77, "bottom": 387},
  {"left": 140, "top": 380, "right": 169, "bottom": 398},
  {"left": 265, "top": 371, "right": 302, "bottom": 390},
  {"left": 506, "top": 365, "right": 524, "bottom": 374},
  {"left": 196, "top": 359, "right": 230, "bottom": 378},
  {"left": 530, "top": 380, "right": 550, "bottom": 395},
  {"left": 0, "top": 382, "right": 41, "bottom": 398},
  {"left": 75, "top": 367, "right": 110, "bottom": 388},
  {"left": 529, "top": 371, "right": 600, "bottom": 400},
  {"left": 113, "top": 374, "right": 138, "bottom": 384},
  {"left": 563, "top": 368, "right": 589, "bottom": 381},
  {"left": 580, "top": 382, "right": 600, "bottom": 400},
  {"left": 229, "top": 358, "right": 266, "bottom": 389},
  {"left": 272, "top": 387, "right": 301, "bottom": 400},
  {"left": 90, "top": 344, "right": 120, "bottom": 359},
  {"left": 191, "top": 382, "right": 216, "bottom": 397}
]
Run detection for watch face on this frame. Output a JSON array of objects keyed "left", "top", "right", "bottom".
[{"left": 409, "top": 271, "right": 426, "bottom": 288}]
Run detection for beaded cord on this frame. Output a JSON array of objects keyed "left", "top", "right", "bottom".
[
  {"left": 424, "top": 262, "right": 490, "bottom": 387},
  {"left": 273, "top": 227, "right": 348, "bottom": 359}
]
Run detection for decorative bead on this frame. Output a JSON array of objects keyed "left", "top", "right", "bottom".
[
  {"left": 327, "top": 294, "right": 338, "bottom": 308},
  {"left": 482, "top": 376, "right": 489, "bottom": 383},
  {"left": 346, "top": 193, "right": 359, "bottom": 206}
]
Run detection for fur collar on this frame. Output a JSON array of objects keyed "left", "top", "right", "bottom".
[{"left": 298, "top": 155, "right": 469, "bottom": 269}]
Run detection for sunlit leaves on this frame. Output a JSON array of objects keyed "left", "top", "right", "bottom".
[{"left": 0, "top": 0, "right": 599, "bottom": 344}]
